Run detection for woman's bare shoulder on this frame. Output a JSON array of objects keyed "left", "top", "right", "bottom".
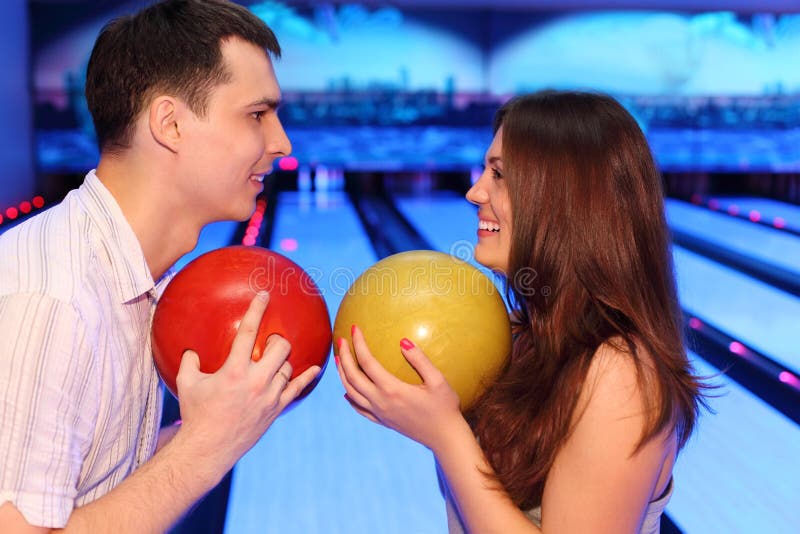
[{"left": 578, "top": 337, "right": 656, "bottom": 425}]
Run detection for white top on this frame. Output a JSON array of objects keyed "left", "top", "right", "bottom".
[{"left": 0, "top": 170, "right": 170, "bottom": 528}]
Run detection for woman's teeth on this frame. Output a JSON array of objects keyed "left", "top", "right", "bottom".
[{"left": 479, "top": 220, "right": 500, "bottom": 232}]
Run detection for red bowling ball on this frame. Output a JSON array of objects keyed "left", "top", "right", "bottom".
[{"left": 152, "top": 246, "right": 331, "bottom": 398}]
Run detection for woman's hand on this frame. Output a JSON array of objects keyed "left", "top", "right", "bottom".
[
  {"left": 335, "top": 325, "right": 463, "bottom": 451},
  {"left": 337, "top": 327, "right": 542, "bottom": 534}
]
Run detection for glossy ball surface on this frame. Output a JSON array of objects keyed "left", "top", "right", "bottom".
[
  {"left": 152, "top": 246, "right": 331, "bottom": 398},
  {"left": 334, "top": 250, "right": 511, "bottom": 411}
]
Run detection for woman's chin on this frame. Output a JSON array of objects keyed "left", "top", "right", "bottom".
[{"left": 474, "top": 252, "right": 507, "bottom": 275}]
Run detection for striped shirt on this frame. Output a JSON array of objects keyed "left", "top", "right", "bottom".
[{"left": 0, "top": 170, "right": 170, "bottom": 528}]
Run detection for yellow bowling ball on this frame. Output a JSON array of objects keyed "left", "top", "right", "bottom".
[{"left": 334, "top": 250, "right": 511, "bottom": 411}]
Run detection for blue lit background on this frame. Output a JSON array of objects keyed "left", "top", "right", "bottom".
[
  {"left": 2, "top": 2, "right": 799, "bottom": 534},
  {"left": 31, "top": 2, "right": 800, "bottom": 173}
]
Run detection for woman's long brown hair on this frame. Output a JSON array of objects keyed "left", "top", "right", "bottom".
[{"left": 469, "top": 91, "right": 705, "bottom": 510}]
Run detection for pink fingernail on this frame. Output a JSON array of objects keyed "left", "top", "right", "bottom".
[
  {"left": 400, "top": 338, "right": 414, "bottom": 350},
  {"left": 334, "top": 355, "right": 340, "bottom": 366},
  {"left": 351, "top": 324, "right": 356, "bottom": 337}
]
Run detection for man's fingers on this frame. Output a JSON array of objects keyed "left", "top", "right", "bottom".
[
  {"left": 279, "top": 365, "right": 321, "bottom": 405},
  {"left": 175, "top": 349, "right": 201, "bottom": 395},
  {"left": 265, "top": 360, "right": 293, "bottom": 397},
  {"left": 225, "top": 291, "right": 270, "bottom": 368},
  {"left": 254, "top": 333, "right": 293, "bottom": 379}
]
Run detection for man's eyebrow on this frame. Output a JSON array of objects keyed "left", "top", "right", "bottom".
[{"left": 247, "top": 98, "right": 282, "bottom": 110}]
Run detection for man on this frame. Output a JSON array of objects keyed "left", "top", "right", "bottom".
[{"left": 0, "top": 1, "right": 319, "bottom": 531}]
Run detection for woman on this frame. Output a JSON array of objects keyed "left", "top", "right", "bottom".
[{"left": 336, "top": 90, "right": 705, "bottom": 533}]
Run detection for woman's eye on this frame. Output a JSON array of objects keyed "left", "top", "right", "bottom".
[{"left": 491, "top": 168, "right": 504, "bottom": 180}]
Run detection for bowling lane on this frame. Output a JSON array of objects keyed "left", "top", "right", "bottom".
[
  {"left": 666, "top": 354, "right": 800, "bottom": 534},
  {"left": 703, "top": 196, "right": 800, "bottom": 233},
  {"left": 666, "top": 199, "right": 800, "bottom": 276},
  {"left": 224, "top": 190, "right": 447, "bottom": 534},
  {"left": 673, "top": 246, "right": 800, "bottom": 375},
  {"left": 395, "top": 191, "right": 800, "bottom": 533}
]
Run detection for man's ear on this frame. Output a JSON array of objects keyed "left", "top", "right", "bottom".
[{"left": 148, "top": 96, "right": 182, "bottom": 153}]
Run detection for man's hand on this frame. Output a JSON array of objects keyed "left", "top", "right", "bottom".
[{"left": 171, "top": 291, "right": 321, "bottom": 482}]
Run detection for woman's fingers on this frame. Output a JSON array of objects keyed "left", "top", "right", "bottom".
[
  {"left": 344, "top": 393, "right": 380, "bottom": 424},
  {"left": 335, "top": 329, "right": 464, "bottom": 448},
  {"left": 398, "top": 338, "right": 445, "bottom": 385},
  {"left": 336, "top": 337, "right": 375, "bottom": 408},
  {"left": 350, "top": 325, "right": 398, "bottom": 387}
]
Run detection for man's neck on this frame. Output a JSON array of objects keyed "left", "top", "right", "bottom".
[{"left": 95, "top": 156, "right": 203, "bottom": 280}]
